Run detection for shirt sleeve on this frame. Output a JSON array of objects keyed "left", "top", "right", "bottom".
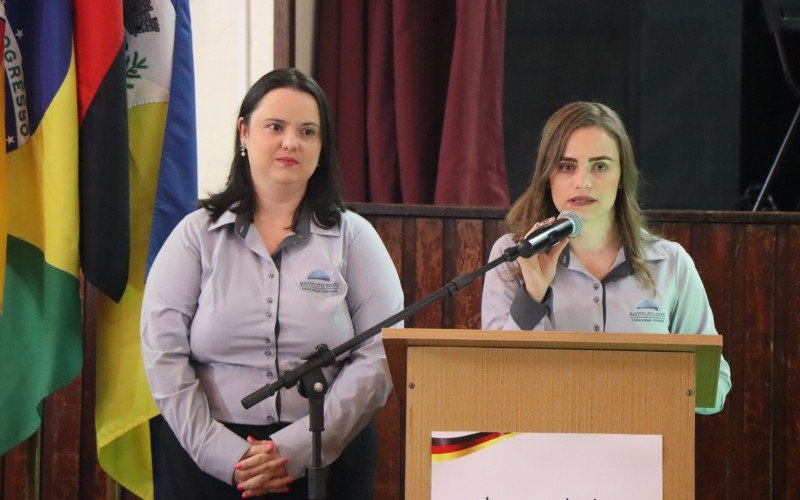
[
  {"left": 481, "top": 234, "right": 551, "bottom": 331},
  {"left": 269, "top": 220, "right": 403, "bottom": 478},
  {"left": 140, "top": 215, "right": 251, "bottom": 484},
  {"left": 670, "top": 243, "right": 732, "bottom": 415}
]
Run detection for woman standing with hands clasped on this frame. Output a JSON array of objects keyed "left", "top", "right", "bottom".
[
  {"left": 141, "top": 68, "right": 403, "bottom": 499},
  {"left": 481, "top": 101, "right": 731, "bottom": 414}
]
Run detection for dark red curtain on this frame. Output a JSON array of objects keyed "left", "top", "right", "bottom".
[{"left": 317, "top": 0, "right": 510, "bottom": 206}]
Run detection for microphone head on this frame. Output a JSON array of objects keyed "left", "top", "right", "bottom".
[{"left": 557, "top": 211, "right": 583, "bottom": 238}]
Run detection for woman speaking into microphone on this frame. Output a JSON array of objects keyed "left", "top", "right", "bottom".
[{"left": 481, "top": 101, "right": 731, "bottom": 414}]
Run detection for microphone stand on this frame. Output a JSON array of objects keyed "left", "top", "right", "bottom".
[{"left": 241, "top": 238, "right": 546, "bottom": 499}]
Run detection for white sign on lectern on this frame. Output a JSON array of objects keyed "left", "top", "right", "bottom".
[{"left": 431, "top": 431, "right": 662, "bottom": 499}]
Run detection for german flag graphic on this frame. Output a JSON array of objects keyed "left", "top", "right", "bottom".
[{"left": 432, "top": 432, "right": 519, "bottom": 462}]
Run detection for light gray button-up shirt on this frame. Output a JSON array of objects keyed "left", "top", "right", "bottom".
[
  {"left": 141, "top": 208, "right": 403, "bottom": 482},
  {"left": 481, "top": 232, "right": 731, "bottom": 414}
]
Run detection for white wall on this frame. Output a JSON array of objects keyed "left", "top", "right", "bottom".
[
  {"left": 191, "top": 0, "right": 273, "bottom": 197},
  {"left": 295, "top": 0, "right": 316, "bottom": 76},
  {"left": 191, "top": 0, "right": 315, "bottom": 198}
]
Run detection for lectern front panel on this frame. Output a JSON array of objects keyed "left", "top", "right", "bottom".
[{"left": 404, "top": 346, "right": 695, "bottom": 498}]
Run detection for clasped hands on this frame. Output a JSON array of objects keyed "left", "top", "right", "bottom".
[{"left": 234, "top": 436, "right": 295, "bottom": 498}]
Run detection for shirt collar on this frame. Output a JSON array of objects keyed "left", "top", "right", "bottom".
[
  {"left": 208, "top": 210, "right": 237, "bottom": 232},
  {"left": 640, "top": 234, "right": 668, "bottom": 262},
  {"left": 558, "top": 231, "right": 667, "bottom": 283},
  {"left": 558, "top": 232, "right": 667, "bottom": 266},
  {"left": 228, "top": 210, "right": 312, "bottom": 242},
  {"left": 210, "top": 208, "right": 340, "bottom": 239}
]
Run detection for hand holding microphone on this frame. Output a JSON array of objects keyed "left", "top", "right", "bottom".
[{"left": 516, "top": 211, "right": 583, "bottom": 302}]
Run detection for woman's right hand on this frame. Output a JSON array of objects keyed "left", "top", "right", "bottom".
[
  {"left": 518, "top": 218, "right": 570, "bottom": 302},
  {"left": 234, "top": 437, "right": 294, "bottom": 497}
]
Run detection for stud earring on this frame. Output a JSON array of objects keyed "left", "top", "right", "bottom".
[{"left": 240, "top": 144, "right": 247, "bottom": 157}]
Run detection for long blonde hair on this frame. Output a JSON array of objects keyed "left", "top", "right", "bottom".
[{"left": 507, "top": 102, "right": 655, "bottom": 286}]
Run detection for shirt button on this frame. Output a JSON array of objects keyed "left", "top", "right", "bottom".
[
  {"left": 593, "top": 325, "right": 600, "bottom": 332},
  {"left": 267, "top": 297, "right": 274, "bottom": 304},
  {"left": 266, "top": 312, "right": 272, "bottom": 319},
  {"left": 268, "top": 273, "right": 275, "bottom": 279},
  {"left": 267, "top": 415, "right": 275, "bottom": 423},
  {"left": 593, "top": 283, "right": 600, "bottom": 290},
  {"left": 267, "top": 371, "right": 274, "bottom": 378},
  {"left": 263, "top": 349, "right": 271, "bottom": 356},
  {"left": 265, "top": 338, "right": 272, "bottom": 345},
  {"left": 593, "top": 296, "right": 600, "bottom": 303}
]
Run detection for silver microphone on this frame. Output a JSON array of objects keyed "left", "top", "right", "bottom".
[{"left": 517, "top": 211, "right": 583, "bottom": 258}]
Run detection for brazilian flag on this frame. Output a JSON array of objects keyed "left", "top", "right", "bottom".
[{"left": 0, "top": 0, "right": 83, "bottom": 454}]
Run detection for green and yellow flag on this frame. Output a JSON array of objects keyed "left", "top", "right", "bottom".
[{"left": 0, "top": 0, "right": 83, "bottom": 453}]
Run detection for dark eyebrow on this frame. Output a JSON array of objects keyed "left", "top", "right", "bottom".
[
  {"left": 559, "top": 155, "right": 615, "bottom": 162},
  {"left": 263, "top": 118, "right": 320, "bottom": 128}
]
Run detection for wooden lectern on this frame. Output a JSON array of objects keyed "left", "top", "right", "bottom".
[{"left": 382, "top": 328, "right": 722, "bottom": 499}]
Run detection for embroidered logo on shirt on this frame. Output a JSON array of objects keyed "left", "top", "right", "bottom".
[
  {"left": 306, "top": 269, "right": 331, "bottom": 281},
  {"left": 635, "top": 299, "right": 660, "bottom": 311},
  {"left": 629, "top": 300, "right": 667, "bottom": 324},
  {"left": 299, "top": 269, "right": 341, "bottom": 294}
]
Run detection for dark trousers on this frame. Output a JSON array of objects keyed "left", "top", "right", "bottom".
[{"left": 150, "top": 415, "right": 377, "bottom": 500}]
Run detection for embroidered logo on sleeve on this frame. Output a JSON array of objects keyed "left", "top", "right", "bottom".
[
  {"left": 629, "top": 299, "right": 667, "bottom": 324},
  {"left": 299, "top": 269, "right": 342, "bottom": 294}
]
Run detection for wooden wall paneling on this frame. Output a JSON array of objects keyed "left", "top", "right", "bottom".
[
  {"left": 441, "top": 219, "right": 457, "bottom": 329},
  {"left": 691, "top": 222, "right": 734, "bottom": 499},
  {"left": 739, "top": 224, "right": 776, "bottom": 498},
  {"left": 659, "top": 221, "right": 692, "bottom": 250},
  {"left": 453, "top": 219, "right": 484, "bottom": 329},
  {"left": 649, "top": 220, "right": 664, "bottom": 237},
  {"left": 401, "top": 218, "right": 417, "bottom": 327},
  {"left": 727, "top": 224, "right": 746, "bottom": 500},
  {"left": 3, "top": 437, "right": 34, "bottom": 499},
  {"left": 375, "top": 397, "right": 402, "bottom": 500},
  {"left": 101, "top": 475, "right": 118, "bottom": 500},
  {"left": 31, "top": 433, "right": 40, "bottom": 499},
  {"left": 370, "top": 217, "right": 404, "bottom": 281},
  {"left": 40, "top": 377, "right": 82, "bottom": 500},
  {"left": 480, "top": 218, "right": 506, "bottom": 328},
  {"left": 414, "top": 219, "right": 443, "bottom": 328},
  {"left": 482, "top": 218, "right": 502, "bottom": 265},
  {"left": 771, "top": 224, "right": 789, "bottom": 500},
  {"left": 785, "top": 225, "right": 800, "bottom": 499},
  {"left": 368, "top": 216, "right": 404, "bottom": 500}
]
